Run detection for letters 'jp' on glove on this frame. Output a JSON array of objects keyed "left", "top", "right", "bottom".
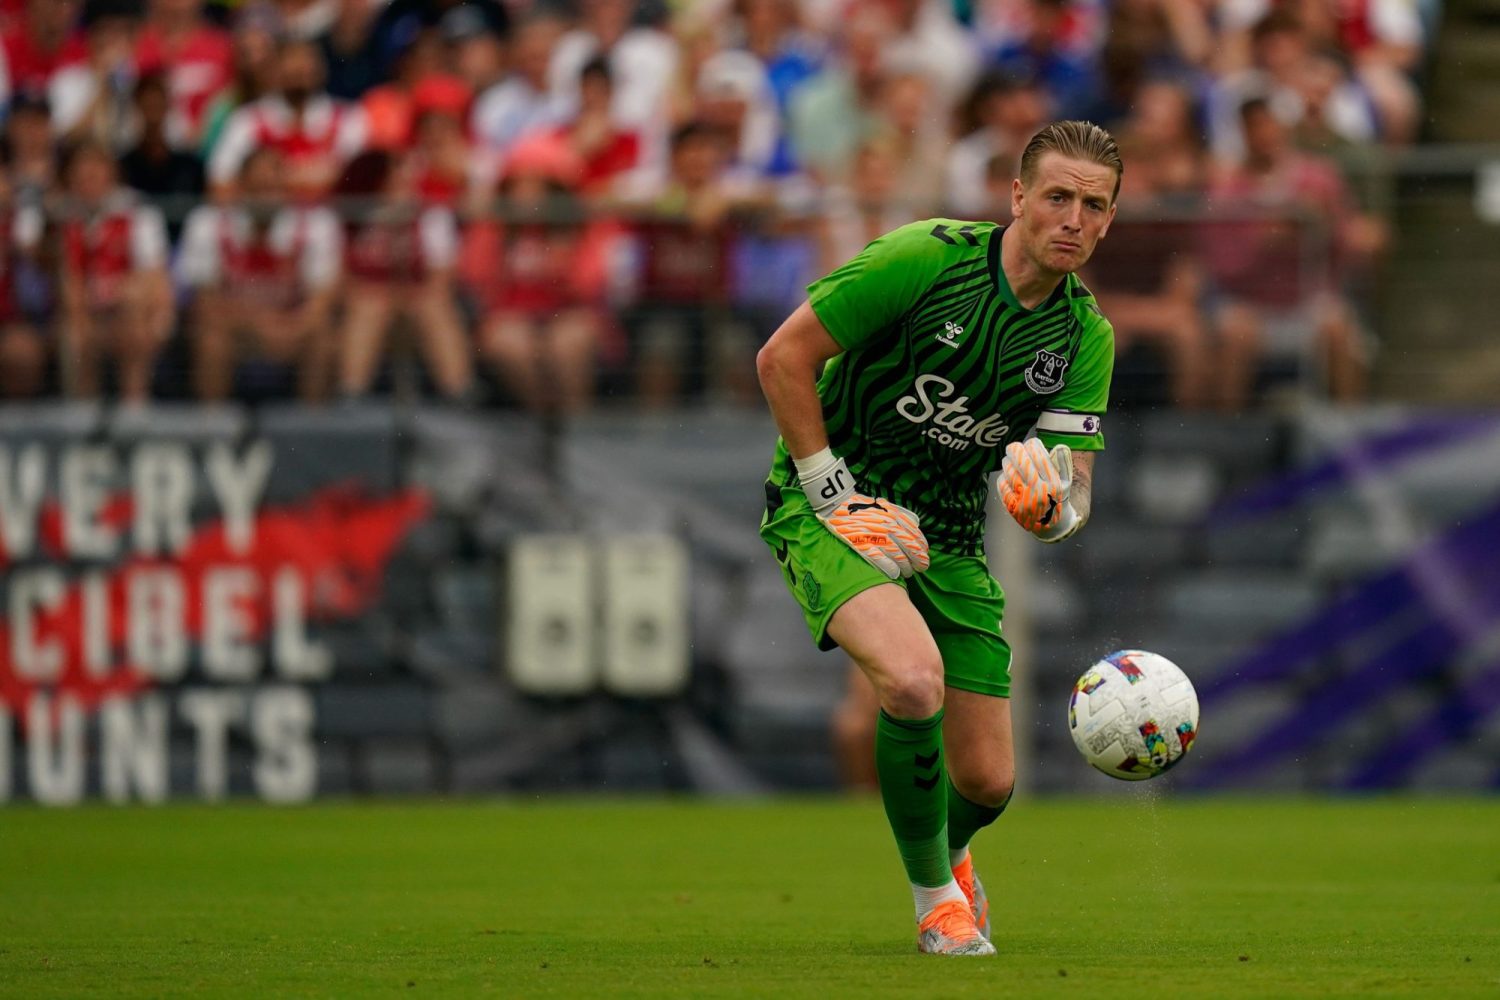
[{"left": 794, "top": 448, "right": 930, "bottom": 580}]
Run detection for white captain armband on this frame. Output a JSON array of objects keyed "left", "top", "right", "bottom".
[{"left": 1035, "top": 410, "right": 1102, "bottom": 438}]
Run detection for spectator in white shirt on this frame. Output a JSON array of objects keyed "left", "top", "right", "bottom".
[
  {"left": 335, "top": 150, "right": 473, "bottom": 402},
  {"left": 471, "top": 13, "right": 571, "bottom": 159},
  {"left": 548, "top": 0, "right": 678, "bottom": 130},
  {"left": 944, "top": 71, "right": 1049, "bottom": 216},
  {"left": 207, "top": 37, "right": 368, "bottom": 198}
]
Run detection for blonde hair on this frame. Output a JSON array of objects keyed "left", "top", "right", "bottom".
[{"left": 1019, "top": 120, "right": 1123, "bottom": 201}]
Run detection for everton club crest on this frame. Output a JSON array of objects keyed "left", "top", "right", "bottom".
[{"left": 1024, "top": 349, "right": 1069, "bottom": 394}]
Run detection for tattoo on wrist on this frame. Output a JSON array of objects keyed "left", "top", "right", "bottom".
[{"left": 1071, "top": 459, "right": 1093, "bottom": 523}]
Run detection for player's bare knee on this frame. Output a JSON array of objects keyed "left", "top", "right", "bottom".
[
  {"left": 952, "top": 770, "right": 1014, "bottom": 809},
  {"left": 878, "top": 662, "right": 945, "bottom": 719}
]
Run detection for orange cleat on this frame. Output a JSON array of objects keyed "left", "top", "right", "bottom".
[
  {"left": 952, "top": 854, "right": 991, "bottom": 941},
  {"left": 916, "top": 898, "right": 995, "bottom": 956}
]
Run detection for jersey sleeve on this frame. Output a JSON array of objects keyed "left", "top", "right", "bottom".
[
  {"left": 176, "top": 208, "right": 223, "bottom": 287},
  {"left": 419, "top": 207, "right": 458, "bottom": 270},
  {"left": 130, "top": 206, "right": 169, "bottom": 271},
  {"left": 1036, "top": 306, "right": 1114, "bottom": 452},
  {"left": 806, "top": 219, "right": 966, "bottom": 352},
  {"left": 207, "top": 105, "right": 256, "bottom": 186}
]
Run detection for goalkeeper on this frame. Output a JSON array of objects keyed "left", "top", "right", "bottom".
[{"left": 756, "top": 121, "right": 1121, "bottom": 956}]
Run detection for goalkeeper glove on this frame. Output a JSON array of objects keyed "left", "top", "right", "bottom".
[
  {"left": 795, "top": 448, "right": 930, "bottom": 580},
  {"left": 998, "top": 438, "right": 1081, "bottom": 543}
]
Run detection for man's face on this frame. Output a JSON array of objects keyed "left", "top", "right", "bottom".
[
  {"left": 579, "top": 71, "right": 611, "bottom": 112},
  {"left": 153, "top": 0, "right": 201, "bottom": 19},
  {"left": 70, "top": 153, "right": 115, "bottom": 204},
  {"left": 279, "top": 44, "right": 323, "bottom": 99},
  {"left": 514, "top": 23, "right": 557, "bottom": 82},
  {"left": 673, "top": 135, "right": 722, "bottom": 188},
  {"left": 1010, "top": 151, "right": 1117, "bottom": 277},
  {"left": 1243, "top": 105, "right": 1286, "bottom": 162},
  {"left": 7, "top": 108, "right": 51, "bottom": 154},
  {"left": 137, "top": 82, "right": 169, "bottom": 125}
]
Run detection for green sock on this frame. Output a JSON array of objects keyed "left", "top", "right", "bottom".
[
  {"left": 947, "top": 778, "right": 1012, "bottom": 853},
  {"left": 875, "top": 709, "right": 951, "bottom": 887}
]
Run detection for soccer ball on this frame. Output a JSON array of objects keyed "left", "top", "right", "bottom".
[{"left": 1067, "top": 650, "right": 1199, "bottom": 780}]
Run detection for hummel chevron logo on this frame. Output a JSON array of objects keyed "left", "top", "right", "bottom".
[
  {"left": 930, "top": 223, "right": 981, "bottom": 246},
  {"left": 914, "top": 750, "right": 940, "bottom": 790}
]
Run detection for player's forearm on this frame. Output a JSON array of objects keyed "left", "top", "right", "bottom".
[
  {"left": 1069, "top": 453, "right": 1094, "bottom": 530},
  {"left": 756, "top": 302, "right": 841, "bottom": 460}
]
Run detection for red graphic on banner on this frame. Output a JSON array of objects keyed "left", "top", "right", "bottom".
[{"left": 0, "top": 485, "right": 428, "bottom": 719}]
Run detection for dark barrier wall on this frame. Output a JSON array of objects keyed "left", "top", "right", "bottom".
[{"left": 4, "top": 403, "right": 1500, "bottom": 802}]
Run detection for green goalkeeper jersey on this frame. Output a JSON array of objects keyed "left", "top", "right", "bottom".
[{"left": 767, "top": 218, "right": 1116, "bottom": 556}]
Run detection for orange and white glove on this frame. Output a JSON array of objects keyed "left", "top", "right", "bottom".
[
  {"left": 999, "top": 438, "right": 1081, "bottom": 542},
  {"left": 795, "top": 449, "right": 930, "bottom": 579}
]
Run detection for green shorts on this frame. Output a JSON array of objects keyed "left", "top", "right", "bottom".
[{"left": 760, "top": 481, "right": 1012, "bottom": 698}]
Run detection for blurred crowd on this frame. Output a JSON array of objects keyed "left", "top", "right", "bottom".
[{"left": 0, "top": 0, "right": 1438, "bottom": 411}]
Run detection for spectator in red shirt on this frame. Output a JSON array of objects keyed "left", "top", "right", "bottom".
[
  {"left": 406, "top": 82, "right": 476, "bottom": 206},
  {"left": 548, "top": 55, "right": 642, "bottom": 201},
  {"left": 360, "top": 28, "right": 468, "bottom": 152},
  {"left": 336, "top": 150, "right": 473, "bottom": 402},
  {"left": 619, "top": 122, "right": 759, "bottom": 407},
  {"left": 1, "top": 0, "right": 86, "bottom": 96},
  {"left": 1204, "top": 95, "right": 1384, "bottom": 406},
  {"left": 56, "top": 142, "right": 174, "bottom": 402},
  {"left": 178, "top": 146, "right": 343, "bottom": 401},
  {"left": 133, "top": 0, "right": 233, "bottom": 147},
  {"left": 208, "top": 36, "right": 368, "bottom": 199},
  {"left": 466, "top": 133, "right": 606, "bottom": 414}
]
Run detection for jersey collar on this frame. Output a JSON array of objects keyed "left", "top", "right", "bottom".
[{"left": 987, "top": 225, "right": 1071, "bottom": 314}]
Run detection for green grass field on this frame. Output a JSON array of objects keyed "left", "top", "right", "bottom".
[{"left": 2, "top": 797, "right": 1496, "bottom": 998}]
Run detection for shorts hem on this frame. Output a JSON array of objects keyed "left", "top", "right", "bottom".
[
  {"left": 812, "top": 574, "right": 901, "bottom": 651},
  {"left": 944, "top": 676, "right": 1011, "bottom": 699}
]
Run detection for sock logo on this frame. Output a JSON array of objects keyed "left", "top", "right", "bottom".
[{"left": 914, "top": 750, "right": 940, "bottom": 790}]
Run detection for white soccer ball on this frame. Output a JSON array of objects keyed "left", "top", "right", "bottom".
[{"left": 1067, "top": 650, "right": 1199, "bottom": 780}]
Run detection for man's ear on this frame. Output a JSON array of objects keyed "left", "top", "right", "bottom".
[
  {"left": 1099, "top": 201, "right": 1117, "bottom": 239},
  {"left": 1011, "top": 177, "right": 1025, "bottom": 218}
]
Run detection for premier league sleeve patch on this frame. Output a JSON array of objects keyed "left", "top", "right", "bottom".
[
  {"left": 1036, "top": 409, "right": 1101, "bottom": 437},
  {"left": 1023, "top": 349, "right": 1069, "bottom": 394}
]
